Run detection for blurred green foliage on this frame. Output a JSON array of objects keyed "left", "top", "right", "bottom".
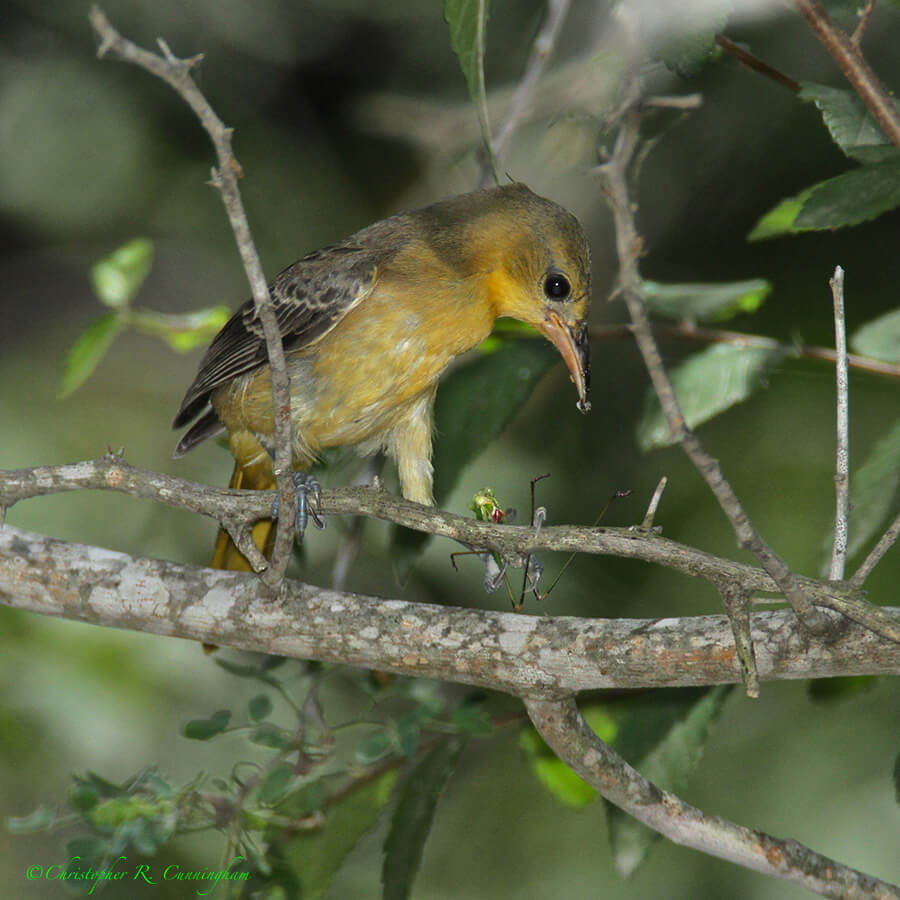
[{"left": 1, "top": 1, "right": 899, "bottom": 899}]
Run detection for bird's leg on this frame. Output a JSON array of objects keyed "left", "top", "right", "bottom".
[{"left": 271, "top": 472, "right": 325, "bottom": 539}]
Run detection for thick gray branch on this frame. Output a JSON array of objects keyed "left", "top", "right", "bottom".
[
  {"left": 1, "top": 526, "right": 897, "bottom": 692},
  {"left": 525, "top": 696, "right": 899, "bottom": 899},
  {"left": 1, "top": 457, "right": 897, "bottom": 644}
]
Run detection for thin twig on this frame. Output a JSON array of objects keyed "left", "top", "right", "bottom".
[
  {"left": 829, "top": 266, "right": 850, "bottom": 581},
  {"left": 718, "top": 579, "right": 759, "bottom": 698},
  {"left": 89, "top": 7, "right": 297, "bottom": 587},
  {"left": 714, "top": 34, "right": 801, "bottom": 93},
  {"left": 480, "top": 0, "right": 572, "bottom": 187},
  {"left": 596, "top": 103, "right": 832, "bottom": 635},
  {"left": 851, "top": 510, "right": 900, "bottom": 587},
  {"left": 640, "top": 476, "right": 667, "bottom": 528},
  {"left": 851, "top": 0, "right": 876, "bottom": 46},
  {"left": 589, "top": 322, "right": 900, "bottom": 379},
  {"left": 524, "top": 696, "right": 899, "bottom": 899},
  {"left": 794, "top": 0, "right": 900, "bottom": 146}
]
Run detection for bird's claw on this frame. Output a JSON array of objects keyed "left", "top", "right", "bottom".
[{"left": 271, "top": 473, "right": 326, "bottom": 539}]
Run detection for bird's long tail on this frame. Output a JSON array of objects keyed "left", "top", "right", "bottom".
[{"left": 211, "top": 433, "right": 277, "bottom": 571}]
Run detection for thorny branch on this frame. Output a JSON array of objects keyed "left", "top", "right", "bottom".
[
  {"left": 0, "top": 457, "right": 897, "bottom": 643},
  {"left": 89, "top": 7, "right": 297, "bottom": 587},
  {"left": 595, "top": 98, "right": 834, "bottom": 638}
]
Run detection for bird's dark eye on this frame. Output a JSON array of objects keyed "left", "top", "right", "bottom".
[{"left": 543, "top": 273, "right": 571, "bottom": 300}]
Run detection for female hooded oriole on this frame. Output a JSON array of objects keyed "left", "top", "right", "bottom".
[{"left": 173, "top": 182, "right": 592, "bottom": 570}]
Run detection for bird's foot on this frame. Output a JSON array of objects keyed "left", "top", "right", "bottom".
[{"left": 271, "top": 473, "right": 326, "bottom": 539}]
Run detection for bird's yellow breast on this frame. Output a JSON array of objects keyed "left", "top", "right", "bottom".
[{"left": 212, "top": 241, "right": 497, "bottom": 466}]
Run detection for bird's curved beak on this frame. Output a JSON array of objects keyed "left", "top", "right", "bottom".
[{"left": 539, "top": 310, "right": 591, "bottom": 413}]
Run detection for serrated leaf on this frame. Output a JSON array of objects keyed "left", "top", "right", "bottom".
[
  {"left": 519, "top": 706, "right": 617, "bottom": 809},
  {"left": 798, "top": 82, "right": 899, "bottom": 162},
  {"left": 249, "top": 694, "right": 273, "bottom": 722},
  {"left": 5, "top": 805, "right": 56, "bottom": 833},
  {"left": 274, "top": 769, "right": 397, "bottom": 900},
  {"left": 58, "top": 312, "right": 124, "bottom": 398},
  {"left": 748, "top": 188, "right": 816, "bottom": 241},
  {"left": 846, "top": 418, "right": 900, "bottom": 560},
  {"left": 382, "top": 737, "right": 467, "bottom": 900},
  {"left": 643, "top": 278, "right": 771, "bottom": 322},
  {"left": 393, "top": 338, "right": 560, "bottom": 559},
  {"left": 795, "top": 159, "right": 900, "bottom": 231},
  {"left": 444, "top": 0, "right": 490, "bottom": 102},
  {"left": 607, "top": 686, "right": 732, "bottom": 878},
  {"left": 182, "top": 709, "right": 231, "bottom": 741},
  {"left": 637, "top": 344, "right": 780, "bottom": 451},
  {"left": 258, "top": 765, "right": 296, "bottom": 806},
  {"left": 90, "top": 238, "right": 154, "bottom": 308},
  {"left": 851, "top": 307, "right": 900, "bottom": 363}
]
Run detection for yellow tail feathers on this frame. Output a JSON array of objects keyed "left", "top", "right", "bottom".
[{"left": 211, "top": 434, "right": 277, "bottom": 572}]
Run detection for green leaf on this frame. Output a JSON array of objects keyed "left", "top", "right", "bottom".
[
  {"left": 795, "top": 159, "right": 900, "bottom": 231},
  {"left": 637, "top": 344, "right": 781, "bottom": 451},
  {"left": 258, "top": 765, "right": 297, "bottom": 806},
  {"left": 798, "top": 82, "right": 900, "bottom": 162},
  {"left": 519, "top": 706, "right": 617, "bottom": 809},
  {"left": 747, "top": 187, "right": 816, "bottom": 241},
  {"left": 651, "top": 0, "right": 731, "bottom": 78},
  {"left": 182, "top": 709, "right": 232, "bottom": 741},
  {"left": 451, "top": 703, "right": 494, "bottom": 735},
  {"left": 846, "top": 418, "right": 900, "bottom": 560},
  {"left": 444, "top": 0, "right": 490, "bottom": 102},
  {"left": 274, "top": 769, "right": 397, "bottom": 899},
  {"left": 6, "top": 804, "right": 56, "bottom": 833},
  {"left": 90, "top": 238, "right": 154, "bottom": 308},
  {"left": 606, "top": 686, "right": 733, "bottom": 878},
  {"left": 643, "top": 278, "right": 771, "bottom": 322},
  {"left": 249, "top": 694, "right": 273, "bottom": 722},
  {"left": 58, "top": 312, "right": 124, "bottom": 398},
  {"left": 356, "top": 730, "right": 393, "bottom": 765},
  {"left": 851, "top": 307, "right": 900, "bottom": 363},
  {"left": 250, "top": 723, "right": 295, "bottom": 750},
  {"left": 382, "top": 737, "right": 467, "bottom": 900}
]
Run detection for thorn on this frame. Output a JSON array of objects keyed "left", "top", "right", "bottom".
[{"left": 641, "top": 476, "right": 668, "bottom": 528}]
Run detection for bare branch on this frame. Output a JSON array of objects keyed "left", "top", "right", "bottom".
[
  {"left": 2, "top": 526, "right": 898, "bottom": 691},
  {"left": 714, "top": 34, "right": 800, "bottom": 93},
  {"left": 481, "top": 0, "right": 572, "bottom": 187},
  {"left": 794, "top": 0, "right": 900, "bottom": 146},
  {"left": 851, "top": 0, "right": 876, "bottom": 46},
  {"left": 596, "top": 104, "right": 832, "bottom": 636},
  {"left": 524, "top": 696, "right": 900, "bottom": 900},
  {"left": 851, "top": 510, "right": 900, "bottom": 587},
  {"left": 588, "top": 322, "right": 900, "bottom": 381},
  {"left": 88, "top": 7, "right": 297, "bottom": 584},
  {"left": 1, "top": 456, "right": 897, "bottom": 643},
  {"left": 829, "top": 266, "right": 850, "bottom": 581},
  {"left": 718, "top": 579, "right": 759, "bottom": 698}
]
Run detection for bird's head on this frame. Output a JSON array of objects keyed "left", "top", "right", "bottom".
[{"left": 473, "top": 184, "right": 592, "bottom": 413}]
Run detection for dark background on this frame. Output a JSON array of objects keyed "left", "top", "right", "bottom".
[{"left": 1, "top": 1, "right": 897, "bottom": 897}]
